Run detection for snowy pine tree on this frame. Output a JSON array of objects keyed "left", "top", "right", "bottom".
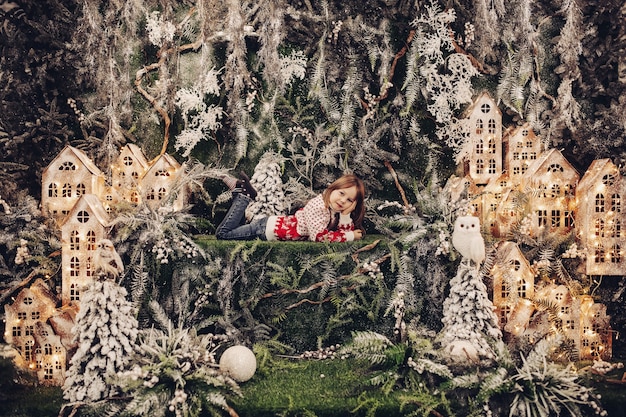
[
  {"left": 62, "top": 276, "right": 138, "bottom": 403},
  {"left": 438, "top": 263, "right": 502, "bottom": 367},
  {"left": 245, "top": 152, "right": 287, "bottom": 221}
]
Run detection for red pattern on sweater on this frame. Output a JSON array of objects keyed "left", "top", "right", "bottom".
[{"left": 271, "top": 195, "right": 355, "bottom": 242}]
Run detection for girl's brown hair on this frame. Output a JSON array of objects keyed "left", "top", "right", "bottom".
[{"left": 322, "top": 174, "right": 366, "bottom": 230}]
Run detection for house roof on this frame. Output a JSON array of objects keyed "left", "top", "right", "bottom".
[
  {"left": 462, "top": 91, "right": 502, "bottom": 118},
  {"left": 142, "top": 153, "right": 182, "bottom": 179},
  {"left": 120, "top": 144, "right": 149, "bottom": 169},
  {"left": 60, "top": 194, "right": 110, "bottom": 228},
  {"left": 43, "top": 145, "right": 104, "bottom": 177},
  {"left": 577, "top": 158, "right": 616, "bottom": 191},
  {"left": 521, "top": 148, "right": 579, "bottom": 182}
]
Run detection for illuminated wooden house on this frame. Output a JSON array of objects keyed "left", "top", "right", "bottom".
[
  {"left": 575, "top": 158, "right": 625, "bottom": 275},
  {"left": 518, "top": 149, "right": 579, "bottom": 237},
  {"left": 490, "top": 242, "right": 535, "bottom": 331},
  {"left": 31, "top": 321, "right": 66, "bottom": 385},
  {"left": 60, "top": 194, "right": 110, "bottom": 306},
  {"left": 474, "top": 173, "right": 515, "bottom": 236},
  {"left": 140, "top": 153, "right": 186, "bottom": 211},
  {"left": 579, "top": 295, "right": 612, "bottom": 360},
  {"left": 3, "top": 279, "right": 66, "bottom": 385},
  {"left": 503, "top": 123, "right": 543, "bottom": 182},
  {"left": 463, "top": 92, "right": 503, "bottom": 186},
  {"left": 41, "top": 146, "right": 106, "bottom": 220},
  {"left": 111, "top": 144, "right": 149, "bottom": 206}
]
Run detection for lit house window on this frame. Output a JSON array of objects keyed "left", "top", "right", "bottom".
[
  {"left": 611, "top": 194, "right": 621, "bottom": 212},
  {"left": 537, "top": 210, "right": 547, "bottom": 227},
  {"left": 70, "top": 283, "right": 80, "bottom": 301},
  {"left": 517, "top": 279, "right": 527, "bottom": 298},
  {"left": 70, "top": 231, "right": 80, "bottom": 251},
  {"left": 476, "top": 159, "right": 484, "bottom": 174},
  {"left": 611, "top": 244, "right": 621, "bottom": 263},
  {"left": 501, "top": 283, "right": 509, "bottom": 298},
  {"left": 77, "top": 210, "right": 90, "bottom": 223},
  {"left": 595, "top": 194, "right": 605, "bottom": 213},
  {"left": 602, "top": 174, "right": 616, "bottom": 186},
  {"left": 548, "top": 164, "right": 563, "bottom": 173},
  {"left": 59, "top": 162, "right": 76, "bottom": 171},
  {"left": 87, "top": 231, "right": 96, "bottom": 250},
  {"left": 62, "top": 184, "right": 72, "bottom": 198},
  {"left": 595, "top": 247, "right": 605, "bottom": 263},
  {"left": 70, "top": 257, "right": 80, "bottom": 277},
  {"left": 475, "top": 119, "right": 484, "bottom": 135},
  {"left": 595, "top": 219, "right": 605, "bottom": 237},
  {"left": 48, "top": 183, "right": 58, "bottom": 197},
  {"left": 476, "top": 139, "right": 484, "bottom": 154}
]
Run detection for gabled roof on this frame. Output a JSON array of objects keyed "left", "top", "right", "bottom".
[
  {"left": 462, "top": 91, "right": 502, "bottom": 118},
  {"left": 494, "top": 241, "right": 531, "bottom": 269},
  {"left": 119, "top": 144, "right": 149, "bottom": 169},
  {"left": 521, "top": 148, "right": 579, "bottom": 181},
  {"left": 44, "top": 145, "right": 103, "bottom": 177},
  {"left": 577, "top": 158, "right": 617, "bottom": 191},
  {"left": 502, "top": 122, "right": 539, "bottom": 143},
  {"left": 60, "top": 194, "right": 109, "bottom": 228},
  {"left": 143, "top": 153, "right": 182, "bottom": 178}
]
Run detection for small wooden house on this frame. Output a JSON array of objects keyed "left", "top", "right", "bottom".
[
  {"left": 475, "top": 173, "right": 515, "bottom": 235},
  {"left": 111, "top": 144, "right": 149, "bottom": 205},
  {"left": 579, "top": 295, "right": 612, "bottom": 360},
  {"left": 140, "top": 154, "right": 186, "bottom": 211},
  {"left": 32, "top": 321, "right": 66, "bottom": 385},
  {"left": 60, "top": 194, "right": 110, "bottom": 306},
  {"left": 518, "top": 149, "right": 579, "bottom": 237},
  {"left": 490, "top": 242, "right": 535, "bottom": 331},
  {"left": 463, "top": 92, "right": 503, "bottom": 186},
  {"left": 503, "top": 123, "right": 543, "bottom": 182},
  {"left": 3, "top": 279, "right": 59, "bottom": 368},
  {"left": 575, "top": 159, "right": 625, "bottom": 276},
  {"left": 41, "top": 146, "right": 106, "bottom": 220}
]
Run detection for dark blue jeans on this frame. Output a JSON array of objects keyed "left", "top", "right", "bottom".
[{"left": 216, "top": 192, "right": 268, "bottom": 240}]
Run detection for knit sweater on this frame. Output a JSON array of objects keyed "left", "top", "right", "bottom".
[{"left": 265, "top": 195, "right": 356, "bottom": 242}]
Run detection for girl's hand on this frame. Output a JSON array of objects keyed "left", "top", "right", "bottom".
[{"left": 353, "top": 229, "right": 363, "bottom": 240}]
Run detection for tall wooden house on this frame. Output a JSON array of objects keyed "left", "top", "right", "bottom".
[
  {"left": 576, "top": 158, "right": 625, "bottom": 275},
  {"left": 141, "top": 154, "right": 186, "bottom": 211},
  {"left": 503, "top": 123, "right": 543, "bottom": 182},
  {"left": 489, "top": 242, "right": 535, "bottom": 331},
  {"left": 463, "top": 92, "right": 503, "bottom": 185},
  {"left": 41, "top": 146, "right": 106, "bottom": 220},
  {"left": 474, "top": 173, "right": 514, "bottom": 236},
  {"left": 518, "top": 149, "right": 579, "bottom": 237},
  {"left": 60, "top": 194, "right": 110, "bottom": 306},
  {"left": 111, "top": 144, "right": 149, "bottom": 206}
]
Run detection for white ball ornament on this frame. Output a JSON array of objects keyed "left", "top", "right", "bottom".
[{"left": 219, "top": 345, "right": 257, "bottom": 382}]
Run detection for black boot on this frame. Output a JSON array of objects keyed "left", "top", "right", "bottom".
[{"left": 237, "top": 171, "right": 257, "bottom": 200}]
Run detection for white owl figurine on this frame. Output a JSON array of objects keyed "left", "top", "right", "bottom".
[
  {"left": 93, "top": 239, "right": 124, "bottom": 279},
  {"left": 452, "top": 216, "right": 485, "bottom": 267}
]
